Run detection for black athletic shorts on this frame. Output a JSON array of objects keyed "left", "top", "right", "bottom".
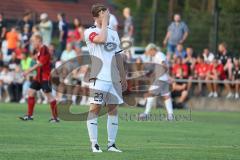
[
  {"left": 172, "top": 90, "right": 182, "bottom": 98},
  {"left": 30, "top": 80, "right": 52, "bottom": 93}
]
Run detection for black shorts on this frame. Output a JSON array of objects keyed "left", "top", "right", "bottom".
[
  {"left": 172, "top": 90, "right": 182, "bottom": 98},
  {"left": 30, "top": 80, "right": 52, "bottom": 93}
]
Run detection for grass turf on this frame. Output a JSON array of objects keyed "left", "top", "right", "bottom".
[{"left": 0, "top": 103, "right": 239, "bottom": 160}]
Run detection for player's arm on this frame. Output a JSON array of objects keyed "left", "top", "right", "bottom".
[
  {"left": 23, "top": 62, "right": 42, "bottom": 77},
  {"left": 116, "top": 53, "right": 128, "bottom": 91},
  {"left": 1, "top": 26, "right": 6, "bottom": 39},
  {"left": 163, "top": 31, "right": 170, "bottom": 46},
  {"left": 91, "top": 10, "right": 109, "bottom": 44},
  {"left": 128, "top": 25, "right": 134, "bottom": 37},
  {"left": 179, "top": 32, "right": 189, "bottom": 44}
]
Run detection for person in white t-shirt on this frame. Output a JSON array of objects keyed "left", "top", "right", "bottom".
[
  {"left": 60, "top": 43, "right": 76, "bottom": 62},
  {"left": 202, "top": 48, "right": 214, "bottom": 63},
  {"left": 84, "top": 4, "right": 127, "bottom": 153},
  {"left": 139, "top": 43, "right": 174, "bottom": 121}
]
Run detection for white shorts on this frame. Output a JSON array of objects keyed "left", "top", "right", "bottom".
[
  {"left": 89, "top": 79, "right": 123, "bottom": 105},
  {"left": 149, "top": 80, "right": 170, "bottom": 97}
]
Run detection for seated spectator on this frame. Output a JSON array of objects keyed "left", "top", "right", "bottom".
[
  {"left": 202, "top": 48, "right": 214, "bottom": 63},
  {"left": 171, "top": 57, "right": 189, "bottom": 107},
  {"left": 194, "top": 55, "right": 209, "bottom": 94},
  {"left": 183, "top": 47, "right": 196, "bottom": 73},
  {"left": 13, "top": 42, "right": 23, "bottom": 60},
  {"left": 6, "top": 27, "right": 20, "bottom": 55},
  {"left": 206, "top": 58, "right": 226, "bottom": 98},
  {"left": 60, "top": 43, "right": 77, "bottom": 62},
  {"left": 0, "top": 66, "right": 12, "bottom": 102},
  {"left": 183, "top": 47, "right": 196, "bottom": 90},
  {"left": 231, "top": 58, "right": 240, "bottom": 99},
  {"left": 174, "top": 44, "right": 187, "bottom": 59},
  {"left": 8, "top": 52, "right": 21, "bottom": 70},
  {"left": 172, "top": 56, "right": 189, "bottom": 79},
  {"left": 217, "top": 43, "right": 234, "bottom": 98}
]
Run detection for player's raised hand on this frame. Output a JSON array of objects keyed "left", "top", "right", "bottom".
[{"left": 99, "top": 9, "right": 110, "bottom": 24}]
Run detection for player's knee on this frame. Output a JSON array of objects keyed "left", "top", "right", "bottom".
[
  {"left": 45, "top": 93, "right": 55, "bottom": 103},
  {"left": 107, "top": 106, "right": 118, "bottom": 116},
  {"left": 162, "top": 95, "right": 170, "bottom": 101},
  {"left": 28, "top": 89, "right": 36, "bottom": 97},
  {"left": 89, "top": 104, "right": 101, "bottom": 115}
]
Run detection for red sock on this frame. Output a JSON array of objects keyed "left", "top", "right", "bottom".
[
  {"left": 50, "top": 100, "right": 58, "bottom": 119},
  {"left": 27, "top": 97, "right": 35, "bottom": 117}
]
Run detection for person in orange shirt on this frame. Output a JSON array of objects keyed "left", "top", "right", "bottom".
[{"left": 6, "top": 27, "right": 19, "bottom": 55}]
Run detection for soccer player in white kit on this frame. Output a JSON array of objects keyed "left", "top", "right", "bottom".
[
  {"left": 84, "top": 4, "right": 127, "bottom": 153},
  {"left": 140, "top": 43, "right": 174, "bottom": 120}
]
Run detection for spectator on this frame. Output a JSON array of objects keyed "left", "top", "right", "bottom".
[
  {"left": 17, "top": 11, "right": 33, "bottom": 34},
  {"left": 57, "top": 13, "right": 68, "bottom": 52},
  {"left": 217, "top": 42, "right": 234, "bottom": 98},
  {"left": 13, "top": 42, "right": 23, "bottom": 60},
  {"left": 8, "top": 65, "right": 24, "bottom": 102},
  {"left": 202, "top": 48, "right": 214, "bottom": 63},
  {"left": 122, "top": 7, "right": 134, "bottom": 39},
  {"left": 0, "top": 13, "right": 7, "bottom": 48},
  {"left": 31, "top": 25, "right": 41, "bottom": 37},
  {"left": 163, "top": 14, "right": 189, "bottom": 56},
  {"left": 29, "top": 25, "right": 41, "bottom": 52},
  {"left": 206, "top": 58, "right": 225, "bottom": 98},
  {"left": 19, "top": 52, "right": 32, "bottom": 103},
  {"left": 183, "top": 46, "right": 196, "bottom": 75},
  {"left": 109, "top": 13, "right": 118, "bottom": 31},
  {"left": 72, "top": 18, "right": 84, "bottom": 48},
  {"left": 39, "top": 13, "right": 53, "bottom": 46},
  {"left": 0, "top": 53, "right": 3, "bottom": 67},
  {"left": 0, "top": 53, "right": 4, "bottom": 100},
  {"left": 174, "top": 44, "right": 187, "bottom": 59},
  {"left": 21, "top": 25, "right": 31, "bottom": 51},
  {"left": 8, "top": 52, "right": 20, "bottom": 71},
  {"left": 48, "top": 43, "right": 58, "bottom": 62},
  {"left": 60, "top": 43, "right": 77, "bottom": 62},
  {"left": 171, "top": 57, "right": 189, "bottom": 107},
  {"left": 0, "top": 66, "right": 12, "bottom": 102},
  {"left": 232, "top": 58, "right": 240, "bottom": 99},
  {"left": 194, "top": 55, "right": 209, "bottom": 94},
  {"left": 6, "top": 27, "right": 20, "bottom": 55},
  {"left": 171, "top": 56, "right": 189, "bottom": 79}
]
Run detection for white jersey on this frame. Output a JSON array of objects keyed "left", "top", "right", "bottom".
[
  {"left": 152, "top": 52, "right": 169, "bottom": 82},
  {"left": 84, "top": 26, "right": 121, "bottom": 82},
  {"left": 109, "top": 14, "right": 118, "bottom": 31}
]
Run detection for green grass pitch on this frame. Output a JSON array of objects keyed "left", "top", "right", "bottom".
[{"left": 0, "top": 103, "right": 239, "bottom": 160}]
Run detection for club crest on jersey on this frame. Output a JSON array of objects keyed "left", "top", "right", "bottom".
[{"left": 104, "top": 42, "right": 117, "bottom": 52}]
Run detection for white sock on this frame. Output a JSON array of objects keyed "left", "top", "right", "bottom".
[
  {"left": 87, "top": 112, "right": 98, "bottom": 146},
  {"left": 72, "top": 95, "right": 77, "bottom": 103},
  {"left": 164, "top": 98, "right": 173, "bottom": 115},
  {"left": 144, "top": 97, "right": 155, "bottom": 114},
  {"left": 107, "top": 115, "right": 118, "bottom": 146},
  {"left": 81, "top": 96, "right": 87, "bottom": 104}
]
